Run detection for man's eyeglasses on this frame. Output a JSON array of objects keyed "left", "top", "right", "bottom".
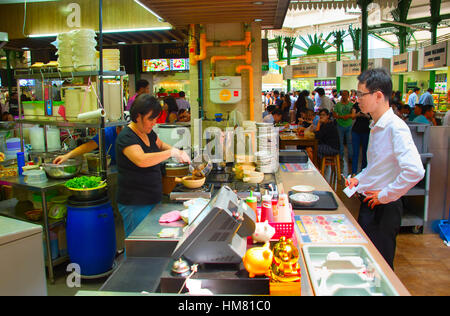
[{"left": 356, "top": 90, "right": 380, "bottom": 98}]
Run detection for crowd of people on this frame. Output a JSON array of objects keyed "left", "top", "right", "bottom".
[{"left": 262, "top": 84, "right": 449, "bottom": 176}]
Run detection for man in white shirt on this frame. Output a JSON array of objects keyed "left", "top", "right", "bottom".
[
  {"left": 408, "top": 87, "right": 420, "bottom": 109},
  {"left": 317, "top": 88, "right": 334, "bottom": 112},
  {"left": 346, "top": 68, "right": 425, "bottom": 268}
]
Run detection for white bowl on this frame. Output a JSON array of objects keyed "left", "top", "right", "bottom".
[{"left": 292, "top": 185, "right": 315, "bottom": 193}]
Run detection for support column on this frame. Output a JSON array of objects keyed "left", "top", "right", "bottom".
[
  {"left": 283, "top": 37, "right": 295, "bottom": 92},
  {"left": 334, "top": 31, "right": 344, "bottom": 92},
  {"left": 358, "top": 0, "right": 371, "bottom": 72},
  {"left": 429, "top": 0, "right": 442, "bottom": 90}
]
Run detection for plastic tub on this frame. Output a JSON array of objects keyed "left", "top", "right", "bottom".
[
  {"left": 23, "top": 169, "right": 48, "bottom": 184},
  {"left": 22, "top": 101, "right": 36, "bottom": 119},
  {"left": 6, "top": 138, "right": 21, "bottom": 151}
]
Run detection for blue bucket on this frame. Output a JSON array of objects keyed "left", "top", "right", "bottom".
[{"left": 66, "top": 196, "right": 116, "bottom": 276}]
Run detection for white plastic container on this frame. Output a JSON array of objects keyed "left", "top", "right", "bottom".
[
  {"left": 276, "top": 193, "right": 292, "bottom": 223},
  {"left": 29, "top": 127, "right": 45, "bottom": 151},
  {"left": 46, "top": 127, "right": 61, "bottom": 151}
]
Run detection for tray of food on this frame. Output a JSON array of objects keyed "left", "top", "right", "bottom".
[{"left": 288, "top": 191, "right": 338, "bottom": 210}]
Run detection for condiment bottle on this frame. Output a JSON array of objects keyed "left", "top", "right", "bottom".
[
  {"left": 245, "top": 191, "right": 258, "bottom": 222},
  {"left": 277, "top": 193, "right": 292, "bottom": 223},
  {"left": 261, "top": 192, "right": 273, "bottom": 223}
]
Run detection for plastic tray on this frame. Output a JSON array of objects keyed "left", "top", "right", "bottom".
[
  {"left": 302, "top": 245, "right": 399, "bottom": 296},
  {"left": 289, "top": 191, "right": 338, "bottom": 210},
  {"left": 438, "top": 220, "right": 450, "bottom": 243}
]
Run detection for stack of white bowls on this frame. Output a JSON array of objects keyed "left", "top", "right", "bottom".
[
  {"left": 102, "top": 49, "right": 120, "bottom": 71},
  {"left": 255, "top": 122, "right": 279, "bottom": 173},
  {"left": 56, "top": 32, "right": 74, "bottom": 72},
  {"left": 72, "top": 29, "right": 97, "bottom": 71}
]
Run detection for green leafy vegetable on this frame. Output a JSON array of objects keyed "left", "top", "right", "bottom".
[{"left": 65, "top": 176, "right": 102, "bottom": 189}]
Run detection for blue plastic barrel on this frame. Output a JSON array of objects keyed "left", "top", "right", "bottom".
[{"left": 66, "top": 196, "right": 116, "bottom": 276}]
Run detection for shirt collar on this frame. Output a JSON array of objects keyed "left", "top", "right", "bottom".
[{"left": 370, "top": 108, "right": 393, "bottom": 129}]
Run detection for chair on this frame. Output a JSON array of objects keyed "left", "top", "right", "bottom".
[{"left": 320, "top": 154, "right": 341, "bottom": 191}]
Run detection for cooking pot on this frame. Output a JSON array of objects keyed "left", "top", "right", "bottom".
[{"left": 174, "top": 176, "right": 206, "bottom": 189}]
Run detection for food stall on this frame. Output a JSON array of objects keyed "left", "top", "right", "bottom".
[{"left": 87, "top": 143, "right": 410, "bottom": 296}]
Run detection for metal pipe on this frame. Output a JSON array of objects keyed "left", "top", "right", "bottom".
[{"left": 99, "top": 0, "right": 107, "bottom": 180}]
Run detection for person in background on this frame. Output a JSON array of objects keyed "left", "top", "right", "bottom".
[
  {"left": 346, "top": 68, "right": 424, "bottom": 268},
  {"left": 313, "top": 88, "right": 321, "bottom": 109},
  {"left": 297, "top": 109, "right": 315, "bottom": 128},
  {"left": 164, "top": 97, "right": 179, "bottom": 123},
  {"left": 281, "top": 93, "right": 292, "bottom": 122},
  {"left": 116, "top": 94, "right": 190, "bottom": 237},
  {"left": 271, "top": 108, "right": 285, "bottom": 125},
  {"left": 418, "top": 88, "right": 434, "bottom": 106},
  {"left": 333, "top": 90, "right": 353, "bottom": 162},
  {"left": 351, "top": 100, "right": 371, "bottom": 176},
  {"left": 176, "top": 91, "right": 190, "bottom": 111},
  {"left": 312, "top": 108, "right": 340, "bottom": 161},
  {"left": 294, "top": 90, "right": 307, "bottom": 124},
  {"left": 413, "top": 104, "right": 437, "bottom": 125},
  {"left": 404, "top": 89, "right": 413, "bottom": 104},
  {"left": 408, "top": 87, "right": 420, "bottom": 109},
  {"left": 53, "top": 126, "right": 123, "bottom": 165},
  {"left": 304, "top": 90, "right": 315, "bottom": 111},
  {"left": 177, "top": 109, "right": 191, "bottom": 122},
  {"left": 273, "top": 90, "right": 283, "bottom": 108},
  {"left": 262, "top": 105, "right": 277, "bottom": 123},
  {"left": 126, "top": 79, "right": 150, "bottom": 111},
  {"left": 289, "top": 92, "right": 298, "bottom": 123},
  {"left": 350, "top": 89, "right": 358, "bottom": 103},
  {"left": 398, "top": 104, "right": 411, "bottom": 121},
  {"left": 317, "top": 88, "right": 334, "bottom": 112},
  {"left": 331, "top": 89, "right": 340, "bottom": 104},
  {"left": 408, "top": 102, "right": 423, "bottom": 121}
]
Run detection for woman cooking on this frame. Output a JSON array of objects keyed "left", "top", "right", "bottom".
[{"left": 116, "top": 94, "right": 190, "bottom": 237}]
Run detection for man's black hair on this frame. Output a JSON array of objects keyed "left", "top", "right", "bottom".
[
  {"left": 357, "top": 68, "right": 392, "bottom": 101},
  {"left": 413, "top": 87, "right": 420, "bottom": 92},
  {"left": 136, "top": 79, "right": 149, "bottom": 91},
  {"left": 272, "top": 108, "right": 283, "bottom": 116},
  {"left": 427, "top": 88, "right": 433, "bottom": 93},
  {"left": 316, "top": 88, "right": 325, "bottom": 96},
  {"left": 422, "top": 104, "right": 433, "bottom": 113}
]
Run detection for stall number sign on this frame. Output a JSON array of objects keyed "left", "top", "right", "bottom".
[
  {"left": 342, "top": 60, "right": 375, "bottom": 76},
  {"left": 292, "top": 64, "right": 318, "bottom": 78},
  {"left": 423, "top": 42, "right": 447, "bottom": 69},
  {"left": 392, "top": 53, "right": 408, "bottom": 73}
]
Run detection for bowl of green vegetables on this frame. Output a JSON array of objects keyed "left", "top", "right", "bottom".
[{"left": 65, "top": 176, "right": 107, "bottom": 201}]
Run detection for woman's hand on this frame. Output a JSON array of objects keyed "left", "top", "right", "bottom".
[
  {"left": 171, "top": 148, "right": 191, "bottom": 164},
  {"left": 53, "top": 154, "right": 69, "bottom": 165}
]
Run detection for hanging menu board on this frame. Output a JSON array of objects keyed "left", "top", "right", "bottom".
[
  {"left": 292, "top": 63, "right": 318, "bottom": 78},
  {"left": 341, "top": 59, "right": 377, "bottom": 76},
  {"left": 422, "top": 42, "right": 447, "bottom": 69},
  {"left": 392, "top": 53, "right": 408, "bottom": 73}
]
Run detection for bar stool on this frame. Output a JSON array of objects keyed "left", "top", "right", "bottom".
[{"left": 320, "top": 154, "right": 341, "bottom": 191}]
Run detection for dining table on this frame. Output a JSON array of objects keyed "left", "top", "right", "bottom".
[{"left": 279, "top": 131, "right": 319, "bottom": 167}]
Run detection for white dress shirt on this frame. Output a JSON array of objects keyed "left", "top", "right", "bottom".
[
  {"left": 355, "top": 108, "right": 425, "bottom": 204},
  {"left": 320, "top": 96, "right": 334, "bottom": 112}
]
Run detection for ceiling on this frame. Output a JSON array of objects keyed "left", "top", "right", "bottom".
[
  {"left": 136, "top": 0, "right": 291, "bottom": 29},
  {"left": 2, "top": 29, "right": 189, "bottom": 51}
]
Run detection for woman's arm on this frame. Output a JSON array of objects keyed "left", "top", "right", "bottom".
[
  {"left": 53, "top": 140, "right": 98, "bottom": 164},
  {"left": 122, "top": 144, "right": 173, "bottom": 168}
]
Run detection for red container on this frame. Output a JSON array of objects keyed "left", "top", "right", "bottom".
[{"left": 269, "top": 207, "right": 295, "bottom": 240}]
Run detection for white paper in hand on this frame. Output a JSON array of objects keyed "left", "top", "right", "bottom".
[{"left": 343, "top": 185, "right": 358, "bottom": 198}]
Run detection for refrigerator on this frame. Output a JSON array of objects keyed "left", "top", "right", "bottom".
[{"left": 0, "top": 216, "right": 47, "bottom": 295}]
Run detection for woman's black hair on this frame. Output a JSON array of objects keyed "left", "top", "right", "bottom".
[
  {"left": 130, "top": 94, "right": 161, "bottom": 123},
  {"left": 357, "top": 68, "right": 392, "bottom": 101},
  {"left": 164, "top": 97, "right": 179, "bottom": 113}
]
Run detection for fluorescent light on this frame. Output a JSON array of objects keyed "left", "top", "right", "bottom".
[
  {"left": 253, "top": 1, "right": 264, "bottom": 4},
  {"left": 29, "top": 33, "right": 57, "bottom": 38},
  {"left": 254, "top": 19, "right": 263, "bottom": 22},
  {"left": 118, "top": 41, "right": 126, "bottom": 45},
  {"left": 134, "top": 0, "right": 165, "bottom": 21},
  {"left": 103, "top": 27, "right": 172, "bottom": 33}
]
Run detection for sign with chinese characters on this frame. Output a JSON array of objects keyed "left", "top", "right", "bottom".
[
  {"left": 421, "top": 42, "right": 447, "bottom": 69},
  {"left": 392, "top": 53, "right": 408, "bottom": 73}
]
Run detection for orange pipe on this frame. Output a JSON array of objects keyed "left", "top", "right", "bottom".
[
  {"left": 236, "top": 65, "right": 254, "bottom": 121},
  {"left": 189, "top": 25, "right": 213, "bottom": 65},
  {"left": 189, "top": 24, "right": 198, "bottom": 65},
  {"left": 220, "top": 31, "right": 251, "bottom": 48}
]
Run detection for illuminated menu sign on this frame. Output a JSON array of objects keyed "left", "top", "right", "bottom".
[
  {"left": 292, "top": 64, "right": 318, "bottom": 78},
  {"left": 422, "top": 42, "right": 447, "bottom": 69},
  {"left": 342, "top": 59, "right": 375, "bottom": 76},
  {"left": 392, "top": 53, "right": 408, "bottom": 73}
]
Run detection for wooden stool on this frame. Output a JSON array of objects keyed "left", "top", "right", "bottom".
[{"left": 320, "top": 155, "right": 341, "bottom": 191}]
